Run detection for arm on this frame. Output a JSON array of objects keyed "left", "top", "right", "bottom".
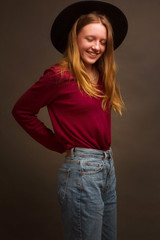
[{"left": 12, "top": 68, "right": 65, "bottom": 153}]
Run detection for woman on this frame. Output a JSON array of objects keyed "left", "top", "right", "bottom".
[{"left": 12, "top": 1, "right": 128, "bottom": 239}]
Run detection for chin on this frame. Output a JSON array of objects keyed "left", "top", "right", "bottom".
[{"left": 84, "top": 58, "right": 98, "bottom": 65}]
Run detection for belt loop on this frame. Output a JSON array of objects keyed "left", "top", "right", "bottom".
[
  {"left": 103, "top": 149, "right": 112, "bottom": 161},
  {"left": 109, "top": 148, "right": 113, "bottom": 159},
  {"left": 109, "top": 147, "right": 112, "bottom": 155},
  {"left": 103, "top": 151, "right": 107, "bottom": 160},
  {"left": 70, "top": 148, "right": 75, "bottom": 158}
]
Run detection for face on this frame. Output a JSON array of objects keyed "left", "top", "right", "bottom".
[{"left": 77, "top": 23, "right": 107, "bottom": 69}]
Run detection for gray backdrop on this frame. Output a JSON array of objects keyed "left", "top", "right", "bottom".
[{"left": 1, "top": 0, "right": 160, "bottom": 239}]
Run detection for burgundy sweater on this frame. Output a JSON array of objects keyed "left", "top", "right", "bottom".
[{"left": 12, "top": 65, "right": 111, "bottom": 153}]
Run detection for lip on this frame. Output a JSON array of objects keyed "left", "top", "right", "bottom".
[{"left": 87, "top": 51, "right": 99, "bottom": 58}]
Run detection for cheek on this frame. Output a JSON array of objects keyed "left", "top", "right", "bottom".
[
  {"left": 77, "top": 38, "right": 91, "bottom": 51},
  {"left": 77, "top": 41, "right": 85, "bottom": 53},
  {"left": 77, "top": 45, "right": 83, "bottom": 57},
  {"left": 78, "top": 44, "right": 90, "bottom": 56},
  {"left": 101, "top": 46, "right": 106, "bottom": 54}
]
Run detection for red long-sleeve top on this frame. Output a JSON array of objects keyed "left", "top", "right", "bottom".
[{"left": 12, "top": 65, "right": 111, "bottom": 153}]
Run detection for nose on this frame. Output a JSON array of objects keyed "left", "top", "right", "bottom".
[{"left": 92, "top": 41, "right": 100, "bottom": 51}]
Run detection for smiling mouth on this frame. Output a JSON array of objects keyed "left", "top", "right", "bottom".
[{"left": 87, "top": 51, "right": 99, "bottom": 57}]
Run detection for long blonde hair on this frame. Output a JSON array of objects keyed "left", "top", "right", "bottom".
[{"left": 58, "top": 12, "right": 124, "bottom": 115}]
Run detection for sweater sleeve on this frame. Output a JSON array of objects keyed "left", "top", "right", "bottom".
[{"left": 12, "top": 68, "right": 66, "bottom": 153}]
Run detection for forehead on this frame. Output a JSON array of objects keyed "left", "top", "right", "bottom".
[{"left": 78, "top": 23, "right": 107, "bottom": 38}]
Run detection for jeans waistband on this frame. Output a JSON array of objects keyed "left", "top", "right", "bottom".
[{"left": 66, "top": 147, "right": 112, "bottom": 161}]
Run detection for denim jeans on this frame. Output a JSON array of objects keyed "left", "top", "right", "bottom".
[{"left": 57, "top": 147, "right": 117, "bottom": 240}]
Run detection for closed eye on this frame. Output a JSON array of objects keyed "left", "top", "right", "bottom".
[
  {"left": 86, "top": 38, "right": 94, "bottom": 42},
  {"left": 100, "top": 40, "right": 107, "bottom": 45}
]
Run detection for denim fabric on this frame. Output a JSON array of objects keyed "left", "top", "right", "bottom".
[{"left": 56, "top": 147, "right": 117, "bottom": 240}]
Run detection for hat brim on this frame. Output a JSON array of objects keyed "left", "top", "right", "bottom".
[{"left": 51, "top": 1, "right": 128, "bottom": 53}]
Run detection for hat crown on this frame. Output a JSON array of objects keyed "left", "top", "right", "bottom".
[{"left": 51, "top": 1, "right": 128, "bottom": 53}]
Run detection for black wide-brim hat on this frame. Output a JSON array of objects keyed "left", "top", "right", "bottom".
[{"left": 51, "top": 1, "right": 128, "bottom": 53}]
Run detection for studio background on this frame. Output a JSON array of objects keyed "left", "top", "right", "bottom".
[{"left": 1, "top": 0, "right": 160, "bottom": 239}]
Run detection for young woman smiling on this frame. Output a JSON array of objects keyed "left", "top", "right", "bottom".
[{"left": 12, "top": 1, "right": 128, "bottom": 239}]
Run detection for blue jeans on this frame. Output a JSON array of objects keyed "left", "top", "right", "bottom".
[{"left": 57, "top": 147, "right": 117, "bottom": 240}]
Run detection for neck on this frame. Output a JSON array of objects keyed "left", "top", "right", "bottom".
[
  {"left": 85, "top": 65, "right": 99, "bottom": 84},
  {"left": 84, "top": 63, "right": 95, "bottom": 74}
]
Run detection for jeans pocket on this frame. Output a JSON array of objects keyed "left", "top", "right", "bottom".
[
  {"left": 81, "top": 160, "right": 104, "bottom": 175},
  {"left": 57, "top": 168, "right": 69, "bottom": 205}
]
